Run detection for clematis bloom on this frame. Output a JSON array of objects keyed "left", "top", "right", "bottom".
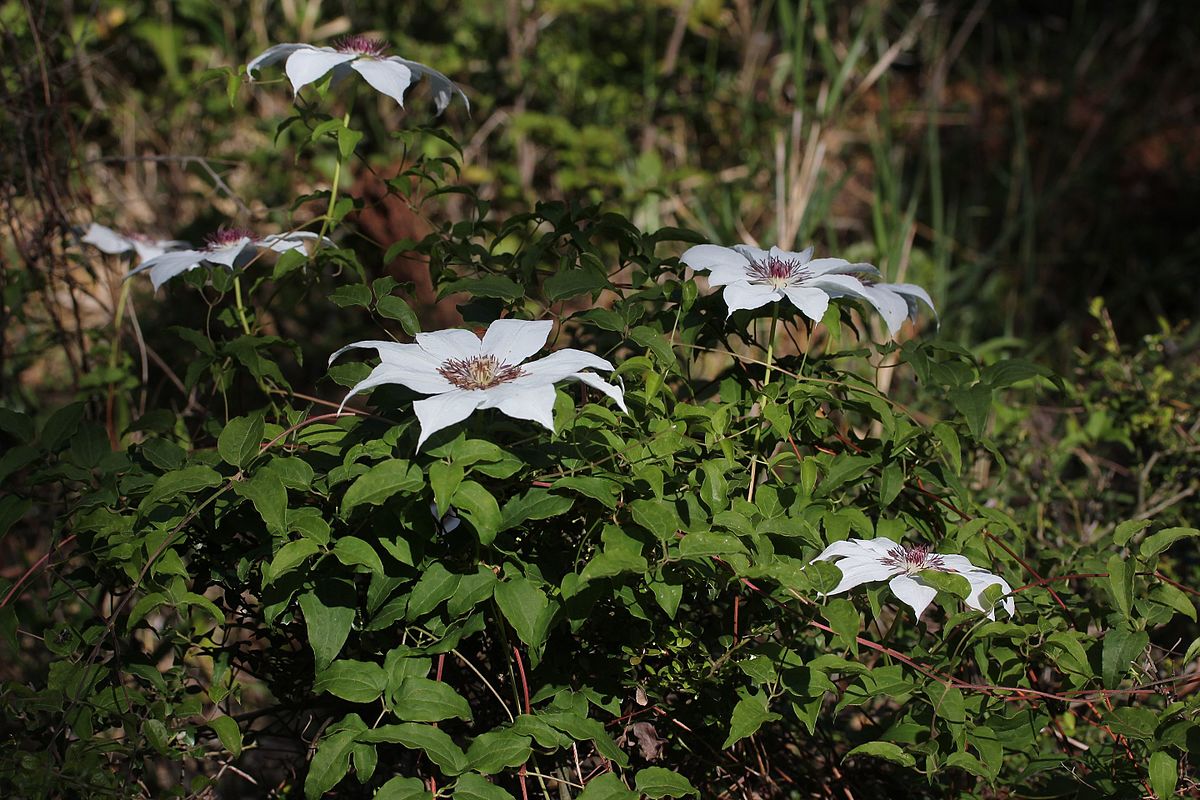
[
  {"left": 329, "top": 319, "right": 626, "bottom": 449},
  {"left": 680, "top": 243, "right": 923, "bottom": 335},
  {"left": 247, "top": 35, "right": 467, "bottom": 113},
  {"left": 82, "top": 223, "right": 185, "bottom": 264},
  {"left": 811, "top": 537, "right": 1015, "bottom": 620},
  {"left": 128, "top": 227, "right": 329, "bottom": 291}
]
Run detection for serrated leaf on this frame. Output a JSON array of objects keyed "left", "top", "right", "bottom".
[
  {"left": 634, "top": 767, "right": 698, "bottom": 798},
  {"left": 218, "top": 414, "right": 264, "bottom": 468}
]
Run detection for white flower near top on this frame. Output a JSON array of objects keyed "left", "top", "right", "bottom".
[
  {"left": 128, "top": 227, "right": 329, "bottom": 291},
  {"left": 834, "top": 280, "right": 938, "bottom": 333},
  {"left": 247, "top": 35, "right": 468, "bottom": 114},
  {"left": 82, "top": 223, "right": 186, "bottom": 264},
  {"left": 329, "top": 319, "right": 626, "bottom": 449},
  {"left": 811, "top": 537, "right": 1015, "bottom": 620}
]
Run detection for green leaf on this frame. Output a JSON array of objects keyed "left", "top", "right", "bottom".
[
  {"left": 331, "top": 284, "right": 372, "bottom": 308},
  {"left": 218, "top": 414, "right": 264, "bottom": 468},
  {"left": 209, "top": 715, "right": 242, "bottom": 756},
  {"left": 944, "top": 751, "right": 990, "bottom": 778},
  {"left": 332, "top": 536, "right": 386, "bottom": 575},
  {"left": 845, "top": 741, "right": 916, "bottom": 768},
  {"left": 234, "top": 471, "right": 287, "bottom": 535},
  {"left": 820, "top": 599, "right": 860, "bottom": 652},
  {"left": 1101, "top": 627, "right": 1149, "bottom": 688},
  {"left": 360, "top": 724, "right": 469, "bottom": 775},
  {"left": 494, "top": 577, "right": 553, "bottom": 649},
  {"left": 408, "top": 562, "right": 462, "bottom": 619},
  {"left": 1106, "top": 553, "right": 1134, "bottom": 618},
  {"left": 375, "top": 776, "right": 431, "bottom": 800},
  {"left": 376, "top": 296, "right": 421, "bottom": 335},
  {"left": 1149, "top": 751, "right": 1177, "bottom": 800},
  {"left": 305, "top": 719, "right": 365, "bottom": 800},
  {"left": 443, "top": 275, "right": 524, "bottom": 301},
  {"left": 1114, "top": 519, "right": 1151, "bottom": 547},
  {"left": 545, "top": 269, "right": 610, "bottom": 302},
  {"left": 539, "top": 712, "right": 629, "bottom": 768},
  {"left": 1140, "top": 527, "right": 1200, "bottom": 559},
  {"left": 40, "top": 402, "right": 85, "bottom": 450},
  {"left": 721, "top": 692, "right": 781, "bottom": 748},
  {"left": 678, "top": 532, "right": 746, "bottom": 558},
  {"left": 634, "top": 767, "right": 699, "bottom": 798},
  {"left": 466, "top": 730, "right": 532, "bottom": 774},
  {"left": 314, "top": 660, "right": 388, "bottom": 703},
  {"left": 299, "top": 582, "right": 357, "bottom": 671},
  {"left": 500, "top": 489, "right": 573, "bottom": 532},
  {"left": 452, "top": 773, "right": 515, "bottom": 800},
  {"left": 341, "top": 460, "right": 424, "bottom": 516},
  {"left": 0, "top": 407, "right": 34, "bottom": 441},
  {"left": 0, "top": 445, "right": 38, "bottom": 484},
  {"left": 390, "top": 677, "right": 472, "bottom": 722},
  {"left": 451, "top": 481, "right": 502, "bottom": 545},
  {"left": 447, "top": 567, "right": 498, "bottom": 617},
  {"left": 429, "top": 462, "right": 465, "bottom": 521},
  {"left": 139, "top": 466, "right": 223, "bottom": 513},
  {"left": 0, "top": 495, "right": 30, "bottom": 538},
  {"left": 629, "top": 499, "right": 680, "bottom": 540},
  {"left": 577, "top": 773, "right": 637, "bottom": 800},
  {"left": 264, "top": 539, "right": 320, "bottom": 584},
  {"left": 947, "top": 384, "right": 992, "bottom": 439}
]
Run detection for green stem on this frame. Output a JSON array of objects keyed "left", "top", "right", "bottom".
[
  {"left": 232, "top": 274, "right": 253, "bottom": 336},
  {"left": 747, "top": 304, "right": 781, "bottom": 502},
  {"left": 317, "top": 110, "right": 352, "bottom": 243},
  {"left": 108, "top": 280, "right": 131, "bottom": 373}
]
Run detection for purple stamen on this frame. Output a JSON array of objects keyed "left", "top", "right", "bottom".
[
  {"left": 334, "top": 35, "right": 388, "bottom": 57},
  {"left": 881, "top": 545, "right": 945, "bottom": 574},
  {"left": 746, "top": 255, "right": 809, "bottom": 288},
  {"left": 438, "top": 355, "right": 524, "bottom": 390},
  {"left": 203, "top": 227, "right": 255, "bottom": 251}
]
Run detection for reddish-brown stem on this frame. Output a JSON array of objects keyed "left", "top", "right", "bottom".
[{"left": 1, "top": 534, "right": 77, "bottom": 609}]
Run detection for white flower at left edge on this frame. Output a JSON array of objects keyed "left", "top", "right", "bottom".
[
  {"left": 680, "top": 242, "right": 919, "bottom": 336},
  {"left": 82, "top": 223, "right": 186, "bottom": 264},
  {"left": 247, "top": 35, "right": 468, "bottom": 113},
  {"left": 811, "top": 537, "right": 1016, "bottom": 620},
  {"left": 329, "top": 319, "right": 627, "bottom": 450},
  {"left": 128, "top": 227, "right": 330, "bottom": 292}
]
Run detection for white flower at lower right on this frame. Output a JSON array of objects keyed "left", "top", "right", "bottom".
[{"left": 811, "top": 536, "right": 1015, "bottom": 620}]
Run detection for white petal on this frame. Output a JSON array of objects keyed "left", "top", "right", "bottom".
[
  {"left": 882, "top": 282, "right": 937, "bottom": 322},
  {"left": 246, "top": 43, "right": 310, "bottom": 77},
  {"left": 781, "top": 286, "right": 830, "bottom": 322},
  {"left": 805, "top": 257, "right": 875, "bottom": 277},
  {"left": 732, "top": 244, "right": 770, "bottom": 262},
  {"left": 257, "top": 231, "right": 329, "bottom": 253},
  {"left": 826, "top": 556, "right": 898, "bottom": 596},
  {"left": 414, "top": 328, "right": 485, "bottom": 362},
  {"left": 961, "top": 571, "right": 1015, "bottom": 619},
  {"left": 769, "top": 245, "right": 812, "bottom": 265},
  {"left": 888, "top": 575, "right": 938, "bottom": 619},
  {"left": 936, "top": 554, "right": 982, "bottom": 574},
  {"left": 570, "top": 371, "right": 628, "bottom": 413},
  {"left": 413, "top": 391, "right": 484, "bottom": 449},
  {"left": 811, "top": 539, "right": 873, "bottom": 563},
  {"left": 851, "top": 537, "right": 903, "bottom": 557},
  {"left": 480, "top": 319, "right": 552, "bottom": 366},
  {"left": 721, "top": 282, "right": 780, "bottom": 316},
  {"left": 807, "top": 274, "right": 909, "bottom": 336},
  {"left": 82, "top": 224, "right": 133, "bottom": 254},
  {"left": 131, "top": 239, "right": 184, "bottom": 263},
  {"left": 328, "top": 341, "right": 455, "bottom": 395},
  {"left": 351, "top": 58, "right": 413, "bottom": 105},
  {"left": 704, "top": 263, "right": 755, "bottom": 287},
  {"left": 204, "top": 241, "right": 253, "bottom": 268},
  {"left": 390, "top": 56, "right": 468, "bottom": 114},
  {"left": 519, "top": 349, "right": 615, "bottom": 384},
  {"left": 480, "top": 382, "right": 557, "bottom": 432},
  {"left": 128, "top": 249, "right": 208, "bottom": 291},
  {"left": 432, "top": 502, "right": 462, "bottom": 534},
  {"left": 285, "top": 48, "right": 355, "bottom": 94},
  {"left": 679, "top": 244, "right": 750, "bottom": 273}
]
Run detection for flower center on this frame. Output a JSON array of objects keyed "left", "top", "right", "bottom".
[
  {"left": 437, "top": 355, "right": 524, "bottom": 390},
  {"left": 746, "top": 255, "right": 808, "bottom": 290},
  {"left": 204, "top": 227, "right": 254, "bottom": 251},
  {"left": 334, "top": 35, "right": 388, "bottom": 57},
  {"left": 881, "top": 545, "right": 945, "bottom": 575}
]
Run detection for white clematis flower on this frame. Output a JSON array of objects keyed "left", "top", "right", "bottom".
[
  {"left": 836, "top": 280, "right": 938, "bottom": 332},
  {"left": 680, "top": 243, "right": 914, "bottom": 334},
  {"left": 811, "top": 537, "right": 1015, "bottom": 620},
  {"left": 128, "top": 227, "right": 329, "bottom": 291},
  {"left": 82, "top": 223, "right": 186, "bottom": 264},
  {"left": 329, "top": 319, "right": 627, "bottom": 450},
  {"left": 247, "top": 35, "right": 468, "bottom": 114}
]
